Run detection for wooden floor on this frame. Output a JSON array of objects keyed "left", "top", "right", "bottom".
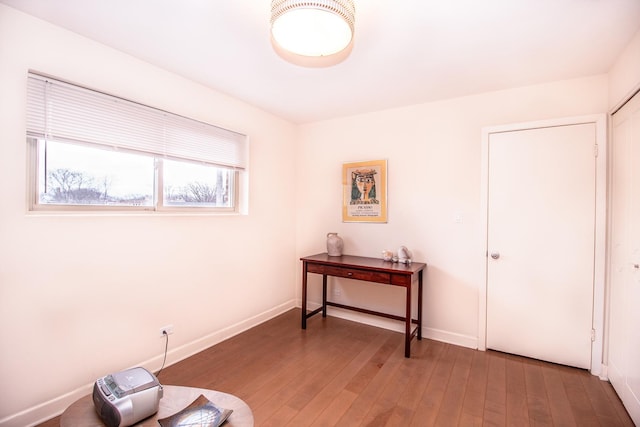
[{"left": 39, "top": 308, "right": 634, "bottom": 426}]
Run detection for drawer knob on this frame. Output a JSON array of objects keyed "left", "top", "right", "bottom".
[{"left": 347, "top": 272, "right": 353, "bottom": 276}]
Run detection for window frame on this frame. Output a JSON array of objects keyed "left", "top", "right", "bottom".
[
  {"left": 155, "top": 156, "right": 240, "bottom": 213},
  {"left": 25, "top": 73, "right": 248, "bottom": 214},
  {"left": 27, "top": 137, "right": 243, "bottom": 214}
]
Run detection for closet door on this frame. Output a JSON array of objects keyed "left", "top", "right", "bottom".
[
  {"left": 609, "top": 91, "right": 640, "bottom": 426},
  {"left": 486, "top": 123, "right": 597, "bottom": 369}
]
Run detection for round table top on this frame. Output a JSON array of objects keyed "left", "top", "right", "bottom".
[{"left": 61, "top": 384, "right": 254, "bottom": 427}]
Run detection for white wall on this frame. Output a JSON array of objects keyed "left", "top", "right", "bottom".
[
  {"left": 0, "top": 5, "right": 298, "bottom": 426},
  {"left": 609, "top": 27, "right": 640, "bottom": 110},
  {"left": 295, "top": 75, "right": 609, "bottom": 348},
  {"left": 2, "top": 3, "right": 637, "bottom": 426}
]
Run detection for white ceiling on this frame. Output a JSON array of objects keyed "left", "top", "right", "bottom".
[{"left": 2, "top": 0, "right": 640, "bottom": 123}]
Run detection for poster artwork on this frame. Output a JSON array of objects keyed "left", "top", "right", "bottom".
[{"left": 342, "top": 160, "right": 387, "bottom": 223}]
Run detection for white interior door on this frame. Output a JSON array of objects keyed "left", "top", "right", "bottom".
[
  {"left": 609, "top": 91, "right": 640, "bottom": 425},
  {"left": 486, "top": 123, "right": 596, "bottom": 369}
]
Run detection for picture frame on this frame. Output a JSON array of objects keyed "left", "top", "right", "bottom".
[{"left": 342, "top": 159, "right": 387, "bottom": 223}]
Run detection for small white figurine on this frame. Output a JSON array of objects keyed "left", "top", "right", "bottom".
[{"left": 397, "top": 246, "right": 412, "bottom": 264}]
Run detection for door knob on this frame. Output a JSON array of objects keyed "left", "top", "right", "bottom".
[{"left": 491, "top": 252, "right": 500, "bottom": 260}]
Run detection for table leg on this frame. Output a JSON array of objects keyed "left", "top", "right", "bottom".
[
  {"left": 302, "top": 261, "right": 308, "bottom": 329},
  {"left": 405, "top": 283, "right": 412, "bottom": 358},
  {"left": 322, "top": 274, "right": 327, "bottom": 317},
  {"left": 418, "top": 270, "right": 423, "bottom": 340}
]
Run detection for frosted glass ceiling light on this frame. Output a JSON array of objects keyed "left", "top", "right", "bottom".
[{"left": 271, "top": 0, "right": 355, "bottom": 66}]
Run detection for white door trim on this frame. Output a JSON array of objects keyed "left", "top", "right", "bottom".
[{"left": 479, "top": 114, "right": 607, "bottom": 377}]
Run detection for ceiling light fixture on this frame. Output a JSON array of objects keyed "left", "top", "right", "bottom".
[{"left": 270, "top": 0, "right": 355, "bottom": 67}]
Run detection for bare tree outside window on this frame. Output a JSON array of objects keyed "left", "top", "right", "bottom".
[
  {"left": 45, "top": 168, "right": 102, "bottom": 203},
  {"left": 42, "top": 168, "right": 149, "bottom": 206},
  {"left": 32, "top": 139, "right": 234, "bottom": 210},
  {"left": 164, "top": 165, "right": 231, "bottom": 207}
]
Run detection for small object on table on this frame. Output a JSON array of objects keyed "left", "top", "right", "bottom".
[
  {"left": 326, "top": 232, "right": 344, "bottom": 256},
  {"left": 158, "top": 394, "right": 232, "bottom": 427},
  {"left": 398, "top": 246, "right": 412, "bottom": 264}
]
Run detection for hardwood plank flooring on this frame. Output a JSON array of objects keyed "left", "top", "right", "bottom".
[{"left": 38, "top": 308, "right": 634, "bottom": 426}]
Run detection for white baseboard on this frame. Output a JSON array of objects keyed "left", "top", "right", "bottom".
[
  {"left": 143, "top": 300, "right": 297, "bottom": 372},
  {"left": 0, "top": 384, "right": 93, "bottom": 427},
  {"left": 314, "top": 304, "right": 478, "bottom": 350},
  {"left": 2, "top": 300, "right": 296, "bottom": 427},
  {"left": 598, "top": 364, "right": 609, "bottom": 381},
  {"left": 10, "top": 300, "right": 478, "bottom": 427},
  {"left": 421, "top": 326, "right": 478, "bottom": 349}
]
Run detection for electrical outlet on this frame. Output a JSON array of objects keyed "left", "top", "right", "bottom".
[
  {"left": 334, "top": 286, "right": 341, "bottom": 296},
  {"left": 159, "top": 324, "right": 174, "bottom": 337}
]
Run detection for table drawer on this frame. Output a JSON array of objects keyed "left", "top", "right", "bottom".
[
  {"left": 391, "top": 274, "right": 411, "bottom": 286},
  {"left": 307, "top": 263, "right": 391, "bottom": 283}
]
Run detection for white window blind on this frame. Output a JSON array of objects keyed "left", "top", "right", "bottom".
[{"left": 26, "top": 73, "right": 247, "bottom": 169}]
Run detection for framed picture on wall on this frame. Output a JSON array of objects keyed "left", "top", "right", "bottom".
[{"left": 342, "top": 159, "right": 387, "bottom": 223}]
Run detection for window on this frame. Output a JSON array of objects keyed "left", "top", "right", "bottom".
[
  {"left": 163, "top": 159, "right": 234, "bottom": 208},
  {"left": 26, "top": 73, "right": 247, "bottom": 212}
]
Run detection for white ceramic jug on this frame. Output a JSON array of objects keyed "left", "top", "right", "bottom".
[{"left": 326, "top": 233, "right": 344, "bottom": 256}]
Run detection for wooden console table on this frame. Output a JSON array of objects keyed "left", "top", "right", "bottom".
[{"left": 301, "top": 253, "right": 426, "bottom": 358}]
